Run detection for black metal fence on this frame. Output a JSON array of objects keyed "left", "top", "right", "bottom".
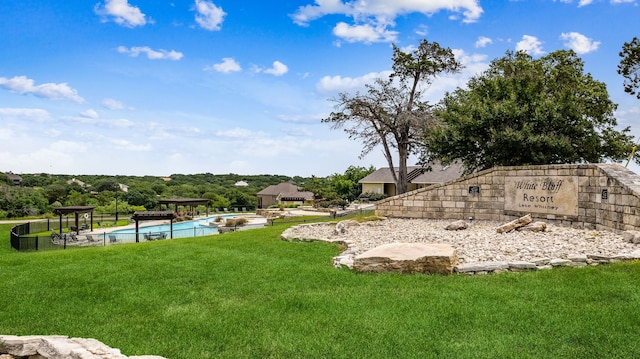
[
  {"left": 10, "top": 221, "right": 63, "bottom": 251},
  {"left": 9, "top": 214, "right": 122, "bottom": 251}
]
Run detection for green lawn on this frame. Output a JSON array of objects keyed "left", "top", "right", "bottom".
[{"left": 1, "top": 222, "right": 640, "bottom": 358}]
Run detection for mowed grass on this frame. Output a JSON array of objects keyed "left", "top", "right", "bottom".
[{"left": 2, "top": 222, "right": 640, "bottom": 358}]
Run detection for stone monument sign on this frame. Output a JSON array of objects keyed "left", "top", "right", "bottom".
[{"left": 504, "top": 176, "right": 578, "bottom": 216}]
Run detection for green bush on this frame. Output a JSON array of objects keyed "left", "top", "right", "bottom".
[
  {"left": 225, "top": 217, "right": 248, "bottom": 227},
  {"left": 316, "top": 198, "right": 348, "bottom": 208},
  {"left": 358, "top": 192, "right": 389, "bottom": 201}
]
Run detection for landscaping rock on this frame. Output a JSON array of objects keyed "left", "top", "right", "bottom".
[
  {"left": 0, "top": 335, "right": 167, "bottom": 359},
  {"left": 550, "top": 258, "right": 572, "bottom": 267},
  {"left": 568, "top": 254, "right": 588, "bottom": 262},
  {"left": 496, "top": 214, "right": 532, "bottom": 233},
  {"left": 334, "top": 220, "right": 360, "bottom": 235},
  {"left": 508, "top": 261, "right": 537, "bottom": 270},
  {"left": 445, "top": 220, "right": 468, "bottom": 231},
  {"left": 622, "top": 230, "right": 640, "bottom": 244},
  {"left": 517, "top": 221, "right": 547, "bottom": 232},
  {"left": 455, "top": 262, "right": 509, "bottom": 273},
  {"left": 353, "top": 243, "right": 457, "bottom": 275},
  {"left": 530, "top": 257, "right": 551, "bottom": 265}
]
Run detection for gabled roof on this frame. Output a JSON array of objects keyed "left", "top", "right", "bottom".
[
  {"left": 5, "top": 172, "right": 22, "bottom": 182},
  {"left": 257, "top": 182, "right": 314, "bottom": 200},
  {"left": 359, "top": 162, "right": 464, "bottom": 185},
  {"left": 257, "top": 182, "right": 299, "bottom": 195}
]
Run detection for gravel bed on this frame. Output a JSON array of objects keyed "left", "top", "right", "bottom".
[{"left": 283, "top": 219, "right": 640, "bottom": 264}]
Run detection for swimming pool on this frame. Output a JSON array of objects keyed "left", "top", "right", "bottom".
[{"left": 110, "top": 215, "right": 233, "bottom": 241}]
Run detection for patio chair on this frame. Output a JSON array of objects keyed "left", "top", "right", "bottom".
[
  {"left": 109, "top": 235, "right": 118, "bottom": 243},
  {"left": 86, "top": 234, "right": 95, "bottom": 242},
  {"left": 51, "top": 230, "right": 62, "bottom": 242}
]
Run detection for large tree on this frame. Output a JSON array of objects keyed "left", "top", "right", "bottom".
[
  {"left": 323, "top": 39, "right": 462, "bottom": 194},
  {"left": 426, "top": 50, "right": 636, "bottom": 174},
  {"left": 618, "top": 37, "right": 640, "bottom": 100}
]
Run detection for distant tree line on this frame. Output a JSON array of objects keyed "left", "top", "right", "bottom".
[{"left": 0, "top": 167, "right": 375, "bottom": 218}]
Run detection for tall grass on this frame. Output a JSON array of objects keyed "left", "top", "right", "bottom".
[{"left": 1, "top": 223, "right": 640, "bottom": 358}]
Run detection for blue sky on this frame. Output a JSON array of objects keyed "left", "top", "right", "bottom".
[{"left": 1, "top": 0, "right": 639, "bottom": 177}]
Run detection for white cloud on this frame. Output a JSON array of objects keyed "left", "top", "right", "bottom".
[
  {"left": 109, "top": 138, "right": 151, "bottom": 151},
  {"left": 293, "top": 0, "right": 483, "bottom": 25},
  {"left": 81, "top": 109, "right": 99, "bottom": 119},
  {"left": 253, "top": 61, "right": 289, "bottom": 76},
  {"left": 475, "top": 36, "right": 493, "bottom": 48},
  {"left": 292, "top": 0, "right": 483, "bottom": 43},
  {"left": 316, "top": 49, "right": 489, "bottom": 104},
  {"left": 553, "top": 0, "right": 592, "bottom": 5},
  {"left": 415, "top": 24, "right": 429, "bottom": 37},
  {"left": 264, "top": 61, "right": 289, "bottom": 76},
  {"left": 316, "top": 71, "right": 392, "bottom": 93},
  {"left": 94, "top": 0, "right": 147, "bottom": 27},
  {"left": 0, "top": 107, "right": 51, "bottom": 122},
  {"left": 333, "top": 22, "right": 398, "bottom": 43},
  {"left": 205, "top": 58, "right": 241, "bottom": 73},
  {"left": 193, "top": 0, "right": 226, "bottom": 31},
  {"left": 277, "top": 114, "right": 324, "bottom": 124},
  {"left": 283, "top": 127, "right": 313, "bottom": 137},
  {"left": 0, "top": 76, "right": 85, "bottom": 103},
  {"left": 102, "top": 98, "right": 133, "bottom": 110},
  {"left": 215, "top": 128, "right": 255, "bottom": 139},
  {"left": 117, "top": 46, "right": 184, "bottom": 60},
  {"left": 560, "top": 32, "right": 600, "bottom": 54},
  {"left": 516, "top": 35, "right": 545, "bottom": 55}
]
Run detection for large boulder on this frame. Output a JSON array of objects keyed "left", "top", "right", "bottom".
[
  {"left": 0, "top": 335, "right": 168, "bottom": 359},
  {"left": 353, "top": 243, "right": 457, "bottom": 275}
]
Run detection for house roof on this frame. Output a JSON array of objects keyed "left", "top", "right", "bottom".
[
  {"left": 359, "top": 162, "right": 464, "bottom": 185},
  {"left": 257, "top": 182, "right": 314, "bottom": 200},
  {"left": 5, "top": 172, "right": 22, "bottom": 182}
]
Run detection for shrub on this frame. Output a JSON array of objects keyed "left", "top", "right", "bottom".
[
  {"left": 358, "top": 192, "right": 389, "bottom": 202},
  {"left": 225, "top": 217, "right": 248, "bottom": 227},
  {"left": 316, "top": 199, "right": 348, "bottom": 208}
]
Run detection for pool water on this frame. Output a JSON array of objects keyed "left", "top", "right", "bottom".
[{"left": 110, "top": 215, "right": 233, "bottom": 240}]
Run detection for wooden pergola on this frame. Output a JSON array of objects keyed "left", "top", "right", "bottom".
[
  {"left": 131, "top": 211, "right": 177, "bottom": 242},
  {"left": 53, "top": 206, "right": 95, "bottom": 233},
  {"left": 158, "top": 198, "right": 211, "bottom": 216}
]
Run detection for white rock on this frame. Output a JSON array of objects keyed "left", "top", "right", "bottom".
[{"left": 550, "top": 259, "right": 572, "bottom": 266}]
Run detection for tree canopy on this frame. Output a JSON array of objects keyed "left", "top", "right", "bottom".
[
  {"left": 427, "top": 50, "right": 636, "bottom": 174},
  {"left": 618, "top": 37, "right": 640, "bottom": 100},
  {"left": 323, "top": 39, "right": 462, "bottom": 194}
]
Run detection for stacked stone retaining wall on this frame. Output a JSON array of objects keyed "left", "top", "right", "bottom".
[{"left": 375, "top": 163, "right": 640, "bottom": 232}]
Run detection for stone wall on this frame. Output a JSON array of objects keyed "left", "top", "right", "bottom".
[{"left": 375, "top": 163, "right": 640, "bottom": 232}]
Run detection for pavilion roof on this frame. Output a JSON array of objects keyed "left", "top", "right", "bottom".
[{"left": 53, "top": 206, "right": 95, "bottom": 215}]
